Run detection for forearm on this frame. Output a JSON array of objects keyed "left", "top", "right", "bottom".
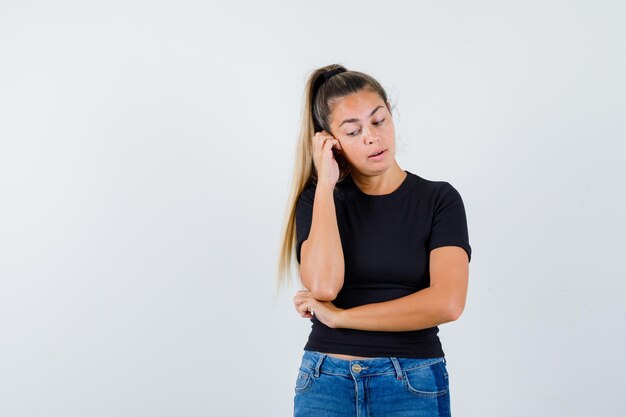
[
  {"left": 299, "top": 183, "right": 344, "bottom": 300},
  {"left": 336, "top": 286, "right": 458, "bottom": 332}
]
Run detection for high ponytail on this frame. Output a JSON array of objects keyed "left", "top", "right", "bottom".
[{"left": 276, "top": 64, "right": 391, "bottom": 290}]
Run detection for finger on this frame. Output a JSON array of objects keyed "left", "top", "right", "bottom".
[
  {"left": 314, "top": 137, "right": 334, "bottom": 156},
  {"left": 322, "top": 138, "right": 335, "bottom": 153},
  {"left": 313, "top": 131, "right": 332, "bottom": 145},
  {"left": 313, "top": 131, "right": 335, "bottom": 143},
  {"left": 312, "top": 132, "right": 323, "bottom": 148},
  {"left": 297, "top": 303, "right": 311, "bottom": 317},
  {"left": 312, "top": 134, "right": 325, "bottom": 157},
  {"left": 297, "top": 306, "right": 312, "bottom": 318},
  {"left": 293, "top": 292, "right": 309, "bottom": 301},
  {"left": 299, "top": 306, "right": 313, "bottom": 319},
  {"left": 312, "top": 134, "right": 331, "bottom": 166},
  {"left": 294, "top": 294, "right": 314, "bottom": 305}
]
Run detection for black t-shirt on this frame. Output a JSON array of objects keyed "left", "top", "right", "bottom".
[{"left": 295, "top": 170, "right": 472, "bottom": 358}]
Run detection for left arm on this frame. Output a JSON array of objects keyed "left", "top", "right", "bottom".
[{"left": 294, "top": 246, "right": 469, "bottom": 331}]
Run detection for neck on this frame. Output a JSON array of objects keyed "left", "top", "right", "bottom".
[{"left": 350, "top": 163, "right": 407, "bottom": 195}]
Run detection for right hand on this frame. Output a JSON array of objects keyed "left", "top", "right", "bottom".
[{"left": 312, "top": 131, "right": 342, "bottom": 187}]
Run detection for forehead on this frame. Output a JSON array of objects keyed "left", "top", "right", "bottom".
[{"left": 328, "top": 89, "right": 384, "bottom": 124}]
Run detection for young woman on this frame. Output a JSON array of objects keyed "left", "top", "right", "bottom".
[{"left": 277, "top": 64, "right": 472, "bottom": 417}]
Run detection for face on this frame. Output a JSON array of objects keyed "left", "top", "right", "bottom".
[{"left": 327, "top": 89, "right": 395, "bottom": 176}]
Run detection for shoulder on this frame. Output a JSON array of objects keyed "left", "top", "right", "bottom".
[{"left": 404, "top": 171, "right": 458, "bottom": 198}]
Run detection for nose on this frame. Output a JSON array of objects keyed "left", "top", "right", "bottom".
[{"left": 362, "top": 125, "right": 380, "bottom": 144}]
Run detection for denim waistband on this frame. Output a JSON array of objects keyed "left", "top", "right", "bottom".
[{"left": 300, "top": 350, "right": 446, "bottom": 380}]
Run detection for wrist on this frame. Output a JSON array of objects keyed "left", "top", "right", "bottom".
[
  {"left": 315, "top": 180, "right": 336, "bottom": 193},
  {"left": 334, "top": 307, "right": 349, "bottom": 329}
]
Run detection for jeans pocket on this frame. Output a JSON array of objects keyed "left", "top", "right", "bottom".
[
  {"left": 403, "top": 360, "right": 448, "bottom": 398},
  {"left": 294, "top": 367, "right": 314, "bottom": 393},
  {"left": 439, "top": 360, "right": 449, "bottom": 379}
]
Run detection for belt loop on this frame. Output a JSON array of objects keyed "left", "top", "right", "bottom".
[
  {"left": 314, "top": 352, "right": 327, "bottom": 378},
  {"left": 390, "top": 357, "right": 403, "bottom": 380}
]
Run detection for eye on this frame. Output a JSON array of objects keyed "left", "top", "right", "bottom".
[
  {"left": 347, "top": 129, "right": 360, "bottom": 137},
  {"left": 373, "top": 118, "right": 385, "bottom": 125}
]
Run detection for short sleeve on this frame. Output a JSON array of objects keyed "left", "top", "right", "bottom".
[
  {"left": 295, "top": 185, "right": 316, "bottom": 264},
  {"left": 428, "top": 182, "right": 472, "bottom": 262}
]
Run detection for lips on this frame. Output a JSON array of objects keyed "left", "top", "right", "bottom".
[{"left": 368, "top": 149, "right": 386, "bottom": 157}]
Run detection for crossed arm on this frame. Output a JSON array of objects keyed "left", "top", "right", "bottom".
[
  {"left": 294, "top": 245, "right": 469, "bottom": 332},
  {"left": 295, "top": 182, "right": 469, "bottom": 332}
]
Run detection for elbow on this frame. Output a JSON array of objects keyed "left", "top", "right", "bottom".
[
  {"left": 446, "top": 302, "right": 465, "bottom": 322},
  {"left": 311, "top": 287, "right": 339, "bottom": 301},
  {"left": 308, "top": 280, "right": 341, "bottom": 301},
  {"left": 300, "top": 265, "right": 343, "bottom": 301},
  {"left": 300, "top": 276, "right": 341, "bottom": 301}
]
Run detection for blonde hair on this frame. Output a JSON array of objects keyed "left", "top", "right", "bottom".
[{"left": 275, "top": 64, "right": 391, "bottom": 290}]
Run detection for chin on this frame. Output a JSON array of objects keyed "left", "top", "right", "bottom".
[{"left": 365, "top": 163, "right": 392, "bottom": 175}]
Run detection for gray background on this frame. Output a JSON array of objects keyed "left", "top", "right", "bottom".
[{"left": 1, "top": 1, "right": 624, "bottom": 416}]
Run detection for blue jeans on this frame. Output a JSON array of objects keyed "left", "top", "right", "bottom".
[{"left": 293, "top": 350, "right": 451, "bottom": 417}]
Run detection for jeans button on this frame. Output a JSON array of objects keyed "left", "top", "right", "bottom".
[{"left": 351, "top": 364, "right": 362, "bottom": 373}]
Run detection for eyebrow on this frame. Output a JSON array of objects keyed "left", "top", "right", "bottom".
[{"left": 338, "top": 105, "right": 384, "bottom": 128}]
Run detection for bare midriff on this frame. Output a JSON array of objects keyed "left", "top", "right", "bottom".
[{"left": 323, "top": 352, "right": 378, "bottom": 360}]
